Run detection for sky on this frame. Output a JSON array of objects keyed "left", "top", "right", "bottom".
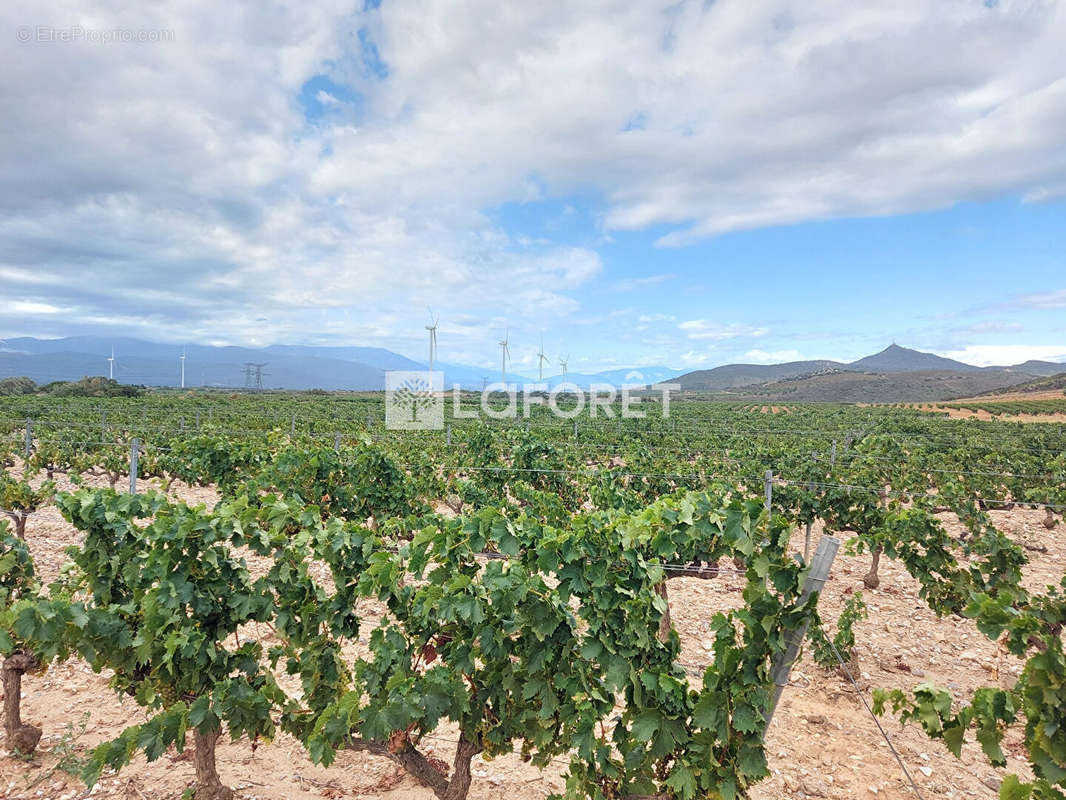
[{"left": 2, "top": 1, "right": 1065, "bottom": 374}]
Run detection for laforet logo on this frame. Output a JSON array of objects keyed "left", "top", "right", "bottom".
[{"left": 385, "top": 371, "right": 444, "bottom": 429}]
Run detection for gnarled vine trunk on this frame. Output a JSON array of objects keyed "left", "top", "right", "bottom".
[
  {"left": 441, "top": 734, "right": 481, "bottom": 800},
  {"left": 348, "top": 730, "right": 482, "bottom": 800},
  {"left": 863, "top": 546, "right": 882, "bottom": 590},
  {"left": 4, "top": 511, "right": 29, "bottom": 539},
  {"left": 1044, "top": 508, "right": 1057, "bottom": 530},
  {"left": 192, "top": 727, "right": 233, "bottom": 800},
  {"left": 3, "top": 652, "right": 42, "bottom": 755}
]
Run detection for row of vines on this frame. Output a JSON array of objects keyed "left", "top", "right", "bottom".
[{"left": 0, "top": 392, "right": 1065, "bottom": 799}]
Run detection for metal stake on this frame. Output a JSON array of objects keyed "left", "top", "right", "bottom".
[
  {"left": 764, "top": 469, "right": 773, "bottom": 517},
  {"left": 129, "top": 438, "right": 140, "bottom": 495},
  {"left": 764, "top": 536, "right": 840, "bottom": 731}
]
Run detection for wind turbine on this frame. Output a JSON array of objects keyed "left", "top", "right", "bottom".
[
  {"left": 179, "top": 348, "right": 186, "bottom": 389},
  {"left": 498, "top": 330, "right": 510, "bottom": 386},
  {"left": 559, "top": 354, "right": 569, "bottom": 382},
  {"left": 425, "top": 309, "right": 439, "bottom": 373},
  {"left": 108, "top": 346, "right": 115, "bottom": 380},
  {"left": 537, "top": 335, "right": 548, "bottom": 382}
]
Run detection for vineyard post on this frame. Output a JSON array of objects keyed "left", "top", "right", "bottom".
[
  {"left": 366, "top": 413, "right": 372, "bottom": 430},
  {"left": 24, "top": 419, "right": 32, "bottom": 459},
  {"left": 830, "top": 440, "right": 837, "bottom": 467},
  {"left": 101, "top": 409, "right": 107, "bottom": 438},
  {"left": 764, "top": 535, "right": 840, "bottom": 732},
  {"left": 446, "top": 424, "right": 452, "bottom": 445},
  {"left": 180, "top": 416, "right": 185, "bottom": 431},
  {"left": 805, "top": 491, "right": 814, "bottom": 562},
  {"left": 764, "top": 470, "right": 773, "bottom": 517},
  {"left": 291, "top": 413, "right": 296, "bottom": 435},
  {"left": 804, "top": 454, "right": 815, "bottom": 561},
  {"left": 128, "top": 438, "right": 140, "bottom": 495},
  {"left": 573, "top": 420, "right": 578, "bottom": 439},
  {"left": 525, "top": 420, "right": 530, "bottom": 433},
  {"left": 195, "top": 410, "right": 201, "bottom": 429}
]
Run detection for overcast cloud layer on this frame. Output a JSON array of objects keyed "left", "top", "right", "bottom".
[{"left": 2, "top": 1, "right": 1065, "bottom": 369}]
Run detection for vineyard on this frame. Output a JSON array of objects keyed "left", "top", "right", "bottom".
[
  {"left": 930, "top": 399, "right": 1066, "bottom": 418},
  {"left": 903, "top": 393, "right": 1066, "bottom": 420},
  {"left": 0, "top": 392, "right": 1065, "bottom": 800}
]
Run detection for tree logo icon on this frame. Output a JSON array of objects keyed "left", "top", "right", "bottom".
[{"left": 385, "top": 371, "right": 444, "bottom": 429}]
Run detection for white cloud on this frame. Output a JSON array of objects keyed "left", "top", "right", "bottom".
[
  {"left": 679, "top": 320, "right": 769, "bottom": 341},
  {"left": 678, "top": 350, "right": 713, "bottom": 366},
  {"left": 351, "top": 0, "right": 1066, "bottom": 247},
  {"left": 1013, "top": 289, "right": 1066, "bottom": 310},
  {"left": 951, "top": 320, "right": 1024, "bottom": 335},
  {"left": 938, "top": 345, "right": 1066, "bottom": 367},
  {"left": 635, "top": 312, "right": 676, "bottom": 332},
  {"left": 1, "top": 0, "right": 1064, "bottom": 356},
  {"left": 614, "top": 273, "right": 674, "bottom": 292},
  {"left": 9, "top": 301, "right": 65, "bottom": 315},
  {"left": 741, "top": 349, "right": 805, "bottom": 364}
]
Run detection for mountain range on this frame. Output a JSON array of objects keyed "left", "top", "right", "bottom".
[
  {"left": 673, "top": 343, "right": 1063, "bottom": 391},
  {"left": 671, "top": 344, "right": 1064, "bottom": 401},
  {"left": 0, "top": 336, "right": 683, "bottom": 392},
  {"left": 1, "top": 338, "right": 1062, "bottom": 401}
]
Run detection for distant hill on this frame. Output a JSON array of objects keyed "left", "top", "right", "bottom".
[
  {"left": 717, "top": 369, "right": 1034, "bottom": 404},
  {"left": 675, "top": 345, "right": 991, "bottom": 391},
  {"left": 1002, "top": 360, "right": 1066, "bottom": 378},
  {"left": 2, "top": 336, "right": 1061, "bottom": 399},
  {"left": 676, "top": 360, "right": 843, "bottom": 391},
  {"left": 846, "top": 344, "right": 981, "bottom": 373},
  {"left": 263, "top": 344, "right": 424, "bottom": 371},
  {"left": 673, "top": 343, "right": 1064, "bottom": 402},
  {"left": 0, "top": 336, "right": 674, "bottom": 391},
  {"left": 973, "top": 372, "right": 1066, "bottom": 397},
  {"left": 537, "top": 366, "right": 684, "bottom": 388},
  {"left": 0, "top": 348, "right": 388, "bottom": 391}
]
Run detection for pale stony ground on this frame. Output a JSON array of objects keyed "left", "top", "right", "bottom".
[{"left": 2, "top": 467, "right": 1061, "bottom": 800}]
